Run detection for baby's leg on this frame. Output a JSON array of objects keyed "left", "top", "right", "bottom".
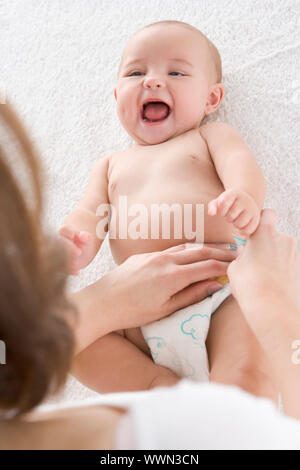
[
  {"left": 206, "top": 295, "right": 279, "bottom": 404},
  {"left": 71, "top": 332, "right": 180, "bottom": 394}
]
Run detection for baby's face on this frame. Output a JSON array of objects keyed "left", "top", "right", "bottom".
[{"left": 114, "top": 25, "right": 221, "bottom": 146}]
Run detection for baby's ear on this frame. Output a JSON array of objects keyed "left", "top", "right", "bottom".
[{"left": 204, "top": 83, "right": 225, "bottom": 116}]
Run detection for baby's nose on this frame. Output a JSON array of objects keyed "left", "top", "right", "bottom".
[{"left": 144, "top": 77, "right": 165, "bottom": 89}]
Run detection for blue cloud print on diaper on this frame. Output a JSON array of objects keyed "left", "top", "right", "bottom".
[
  {"left": 172, "top": 356, "right": 195, "bottom": 378},
  {"left": 145, "top": 336, "right": 196, "bottom": 378},
  {"left": 145, "top": 336, "right": 167, "bottom": 360},
  {"left": 180, "top": 313, "right": 210, "bottom": 346}
]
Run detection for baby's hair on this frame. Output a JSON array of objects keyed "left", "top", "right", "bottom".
[{"left": 118, "top": 20, "right": 222, "bottom": 83}]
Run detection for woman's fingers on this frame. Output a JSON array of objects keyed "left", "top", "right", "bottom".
[
  {"left": 201, "top": 242, "right": 233, "bottom": 250},
  {"left": 169, "top": 279, "right": 223, "bottom": 312},
  {"left": 162, "top": 242, "right": 235, "bottom": 253},
  {"left": 296, "top": 253, "right": 300, "bottom": 291},
  {"left": 228, "top": 207, "right": 300, "bottom": 310},
  {"left": 161, "top": 243, "right": 188, "bottom": 254},
  {"left": 254, "top": 208, "right": 278, "bottom": 236},
  {"left": 171, "top": 244, "right": 238, "bottom": 265},
  {"left": 177, "top": 259, "right": 230, "bottom": 287},
  {"left": 261, "top": 208, "right": 278, "bottom": 226}
]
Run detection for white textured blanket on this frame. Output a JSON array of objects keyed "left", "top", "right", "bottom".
[{"left": 1, "top": 0, "right": 299, "bottom": 405}]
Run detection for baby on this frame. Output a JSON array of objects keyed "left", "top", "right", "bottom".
[{"left": 60, "top": 21, "right": 277, "bottom": 401}]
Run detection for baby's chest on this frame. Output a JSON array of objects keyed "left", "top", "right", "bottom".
[{"left": 108, "top": 150, "right": 223, "bottom": 203}]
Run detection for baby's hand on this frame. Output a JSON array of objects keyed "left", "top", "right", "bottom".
[
  {"left": 208, "top": 188, "right": 260, "bottom": 238},
  {"left": 58, "top": 226, "right": 94, "bottom": 275}
]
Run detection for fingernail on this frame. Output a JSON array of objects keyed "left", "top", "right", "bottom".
[
  {"left": 237, "top": 246, "right": 245, "bottom": 255},
  {"left": 216, "top": 243, "right": 231, "bottom": 250},
  {"left": 207, "top": 283, "right": 223, "bottom": 295},
  {"left": 185, "top": 242, "right": 204, "bottom": 250}
]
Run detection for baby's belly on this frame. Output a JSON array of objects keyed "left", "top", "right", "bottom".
[{"left": 109, "top": 203, "right": 236, "bottom": 265}]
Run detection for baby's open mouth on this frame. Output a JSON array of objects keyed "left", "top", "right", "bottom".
[{"left": 141, "top": 101, "right": 171, "bottom": 123}]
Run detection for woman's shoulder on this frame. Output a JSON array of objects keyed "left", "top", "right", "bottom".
[{"left": 0, "top": 405, "right": 124, "bottom": 450}]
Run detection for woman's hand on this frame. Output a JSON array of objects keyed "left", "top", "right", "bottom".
[
  {"left": 228, "top": 209, "right": 300, "bottom": 310},
  {"left": 227, "top": 209, "right": 300, "bottom": 420},
  {"left": 71, "top": 242, "right": 238, "bottom": 353},
  {"left": 99, "top": 242, "right": 238, "bottom": 330}
]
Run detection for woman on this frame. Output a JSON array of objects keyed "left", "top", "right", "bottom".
[{"left": 0, "top": 102, "right": 299, "bottom": 449}]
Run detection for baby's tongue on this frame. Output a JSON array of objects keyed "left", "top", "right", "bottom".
[{"left": 144, "top": 102, "right": 169, "bottom": 121}]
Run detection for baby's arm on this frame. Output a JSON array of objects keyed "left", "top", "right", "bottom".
[
  {"left": 199, "top": 122, "right": 266, "bottom": 237},
  {"left": 72, "top": 332, "right": 180, "bottom": 393},
  {"left": 59, "top": 155, "right": 110, "bottom": 274}
]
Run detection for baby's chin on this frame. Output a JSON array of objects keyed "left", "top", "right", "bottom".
[
  {"left": 132, "top": 128, "right": 181, "bottom": 146},
  {"left": 132, "top": 122, "right": 195, "bottom": 146}
]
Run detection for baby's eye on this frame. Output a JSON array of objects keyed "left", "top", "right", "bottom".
[
  {"left": 127, "top": 71, "right": 185, "bottom": 77},
  {"left": 128, "top": 71, "right": 143, "bottom": 76}
]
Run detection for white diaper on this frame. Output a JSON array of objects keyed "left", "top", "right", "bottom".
[{"left": 141, "top": 283, "right": 232, "bottom": 382}]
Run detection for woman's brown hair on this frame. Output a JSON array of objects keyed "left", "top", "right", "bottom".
[{"left": 0, "top": 102, "right": 76, "bottom": 417}]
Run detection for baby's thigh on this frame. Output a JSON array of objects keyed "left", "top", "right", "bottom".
[
  {"left": 124, "top": 327, "right": 152, "bottom": 358},
  {"left": 206, "top": 295, "right": 271, "bottom": 373}
]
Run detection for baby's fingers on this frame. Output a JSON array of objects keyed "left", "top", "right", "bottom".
[
  {"left": 59, "top": 234, "right": 82, "bottom": 257},
  {"left": 59, "top": 225, "right": 76, "bottom": 241},
  {"left": 74, "top": 231, "right": 92, "bottom": 245},
  {"left": 208, "top": 199, "right": 218, "bottom": 216},
  {"left": 217, "top": 193, "right": 237, "bottom": 217},
  {"left": 69, "top": 252, "right": 84, "bottom": 276},
  {"left": 238, "top": 217, "right": 260, "bottom": 237},
  {"left": 232, "top": 210, "right": 252, "bottom": 231},
  {"left": 70, "top": 267, "right": 79, "bottom": 276},
  {"left": 225, "top": 198, "right": 244, "bottom": 223},
  {"left": 208, "top": 193, "right": 237, "bottom": 217},
  {"left": 70, "top": 242, "right": 82, "bottom": 258},
  {"left": 58, "top": 239, "right": 80, "bottom": 275}
]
